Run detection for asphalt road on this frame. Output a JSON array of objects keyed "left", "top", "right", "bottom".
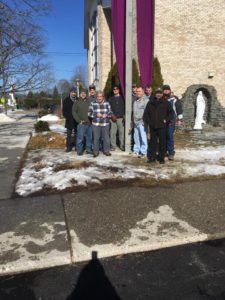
[{"left": 1, "top": 238, "right": 225, "bottom": 300}]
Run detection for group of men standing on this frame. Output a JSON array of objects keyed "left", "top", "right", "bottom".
[{"left": 62, "top": 83, "right": 183, "bottom": 164}]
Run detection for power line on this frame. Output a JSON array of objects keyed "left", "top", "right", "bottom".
[{"left": 44, "top": 51, "right": 86, "bottom": 56}]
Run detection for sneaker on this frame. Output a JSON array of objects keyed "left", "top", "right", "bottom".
[
  {"left": 138, "top": 153, "right": 145, "bottom": 158},
  {"left": 65, "top": 148, "right": 72, "bottom": 153},
  {"left": 77, "top": 151, "right": 83, "bottom": 156},
  {"left": 132, "top": 152, "right": 139, "bottom": 157},
  {"left": 93, "top": 152, "right": 99, "bottom": 157},
  {"left": 120, "top": 147, "right": 125, "bottom": 151},
  {"left": 168, "top": 155, "right": 174, "bottom": 160},
  {"left": 103, "top": 152, "right": 112, "bottom": 156}
]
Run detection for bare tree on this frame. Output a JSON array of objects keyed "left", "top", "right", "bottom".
[
  {"left": 70, "top": 65, "right": 87, "bottom": 88},
  {"left": 57, "top": 79, "right": 71, "bottom": 98},
  {"left": 0, "top": 0, "right": 53, "bottom": 103}
]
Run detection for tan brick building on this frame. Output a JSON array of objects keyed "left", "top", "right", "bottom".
[{"left": 84, "top": 0, "right": 225, "bottom": 105}]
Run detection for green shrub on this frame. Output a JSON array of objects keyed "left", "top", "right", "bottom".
[
  {"left": 104, "top": 59, "right": 141, "bottom": 97},
  {"left": 34, "top": 121, "right": 50, "bottom": 133},
  {"left": 152, "top": 57, "right": 164, "bottom": 91},
  {"left": 132, "top": 59, "right": 141, "bottom": 86},
  {"left": 38, "top": 109, "right": 48, "bottom": 118}
]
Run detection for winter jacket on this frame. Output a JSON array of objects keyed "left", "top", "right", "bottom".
[
  {"left": 108, "top": 95, "right": 125, "bottom": 117},
  {"left": 133, "top": 94, "right": 149, "bottom": 125},
  {"left": 72, "top": 97, "right": 92, "bottom": 124},
  {"left": 143, "top": 97, "right": 174, "bottom": 129},
  {"left": 167, "top": 96, "right": 183, "bottom": 122},
  {"left": 62, "top": 96, "right": 77, "bottom": 129}
]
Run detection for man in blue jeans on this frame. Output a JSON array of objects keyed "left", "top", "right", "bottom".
[
  {"left": 132, "top": 86, "right": 149, "bottom": 157},
  {"left": 88, "top": 91, "right": 112, "bottom": 157},
  {"left": 72, "top": 89, "right": 92, "bottom": 155},
  {"left": 163, "top": 85, "right": 183, "bottom": 160}
]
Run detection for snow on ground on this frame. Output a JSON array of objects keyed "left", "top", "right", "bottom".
[
  {"left": 0, "top": 113, "right": 16, "bottom": 123},
  {"left": 38, "top": 114, "right": 59, "bottom": 122},
  {"left": 49, "top": 124, "right": 66, "bottom": 134},
  {"left": 16, "top": 145, "right": 225, "bottom": 197}
]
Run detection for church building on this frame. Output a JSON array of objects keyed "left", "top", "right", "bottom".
[{"left": 84, "top": 0, "right": 225, "bottom": 117}]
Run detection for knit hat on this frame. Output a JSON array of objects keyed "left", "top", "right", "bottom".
[
  {"left": 162, "top": 84, "right": 171, "bottom": 91},
  {"left": 70, "top": 86, "right": 77, "bottom": 93}
]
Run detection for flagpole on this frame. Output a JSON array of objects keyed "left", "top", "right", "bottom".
[{"left": 125, "top": 0, "right": 133, "bottom": 153}]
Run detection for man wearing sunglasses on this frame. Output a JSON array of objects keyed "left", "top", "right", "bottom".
[{"left": 108, "top": 85, "right": 125, "bottom": 151}]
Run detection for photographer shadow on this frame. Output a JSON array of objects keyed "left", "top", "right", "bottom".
[{"left": 67, "top": 251, "right": 122, "bottom": 300}]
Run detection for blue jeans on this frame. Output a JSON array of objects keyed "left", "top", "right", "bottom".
[
  {"left": 133, "top": 123, "right": 148, "bottom": 154},
  {"left": 76, "top": 123, "right": 92, "bottom": 153},
  {"left": 92, "top": 125, "right": 110, "bottom": 152},
  {"left": 166, "top": 122, "right": 176, "bottom": 155}
]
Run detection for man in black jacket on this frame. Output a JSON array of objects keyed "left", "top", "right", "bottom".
[
  {"left": 143, "top": 87, "right": 173, "bottom": 164},
  {"left": 62, "top": 87, "right": 77, "bottom": 152},
  {"left": 108, "top": 85, "right": 125, "bottom": 151}
]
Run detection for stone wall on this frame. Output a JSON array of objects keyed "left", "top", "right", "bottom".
[
  {"left": 154, "top": 0, "right": 225, "bottom": 106},
  {"left": 97, "top": 5, "right": 112, "bottom": 90},
  {"left": 182, "top": 84, "right": 225, "bottom": 128}
]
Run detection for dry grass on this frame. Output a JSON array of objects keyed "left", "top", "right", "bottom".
[
  {"left": 54, "top": 160, "right": 92, "bottom": 172},
  {"left": 27, "top": 132, "right": 66, "bottom": 150}
]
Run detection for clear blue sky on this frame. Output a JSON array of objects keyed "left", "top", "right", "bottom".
[{"left": 39, "top": 0, "right": 87, "bottom": 83}]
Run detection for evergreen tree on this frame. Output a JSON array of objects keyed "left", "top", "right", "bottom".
[
  {"left": 53, "top": 86, "right": 59, "bottom": 100},
  {"left": 152, "top": 57, "right": 164, "bottom": 91},
  {"left": 104, "top": 59, "right": 141, "bottom": 97},
  {"left": 24, "top": 91, "right": 38, "bottom": 109},
  {"left": 132, "top": 59, "right": 141, "bottom": 86},
  {"left": 104, "top": 63, "right": 120, "bottom": 97}
]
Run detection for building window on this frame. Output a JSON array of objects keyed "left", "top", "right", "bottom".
[{"left": 90, "top": 11, "right": 99, "bottom": 87}]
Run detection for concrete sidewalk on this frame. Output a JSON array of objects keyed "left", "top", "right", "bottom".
[
  {"left": 1, "top": 117, "right": 225, "bottom": 276},
  {"left": 1, "top": 180, "right": 225, "bottom": 275}
]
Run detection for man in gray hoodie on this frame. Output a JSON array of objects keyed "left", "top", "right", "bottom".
[{"left": 132, "top": 86, "right": 149, "bottom": 157}]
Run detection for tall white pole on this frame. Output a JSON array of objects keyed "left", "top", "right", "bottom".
[{"left": 125, "top": 0, "right": 133, "bottom": 153}]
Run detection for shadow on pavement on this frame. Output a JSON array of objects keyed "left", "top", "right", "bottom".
[{"left": 67, "top": 251, "right": 122, "bottom": 300}]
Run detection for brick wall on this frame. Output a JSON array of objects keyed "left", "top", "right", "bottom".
[
  {"left": 154, "top": 0, "right": 225, "bottom": 105},
  {"left": 97, "top": 5, "right": 112, "bottom": 91}
]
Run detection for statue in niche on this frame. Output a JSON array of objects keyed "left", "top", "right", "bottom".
[{"left": 193, "top": 91, "right": 206, "bottom": 129}]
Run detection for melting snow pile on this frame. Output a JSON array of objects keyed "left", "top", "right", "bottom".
[
  {"left": 16, "top": 146, "right": 225, "bottom": 197},
  {"left": 0, "top": 113, "right": 16, "bottom": 123},
  {"left": 38, "top": 114, "right": 59, "bottom": 122}
]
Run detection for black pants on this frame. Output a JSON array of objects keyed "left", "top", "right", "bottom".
[{"left": 148, "top": 127, "right": 166, "bottom": 161}]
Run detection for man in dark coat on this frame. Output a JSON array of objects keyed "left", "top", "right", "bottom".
[
  {"left": 163, "top": 84, "right": 183, "bottom": 160},
  {"left": 72, "top": 89, "right": 92, "bottom": 155},
  {"left": 62, "top": 87, "right": 77, "bottom": 152},
  {"left": 108, "top": 85, "right": 125, "bottom": 151},
  {"left": 143, "top": 87, "right": 174, "bottom": 164}
]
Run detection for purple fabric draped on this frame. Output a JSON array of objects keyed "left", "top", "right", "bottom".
[
  {"left": 111, "top": 0, "right": 125, "bottom": 96},
  {"left": 136, "top": 0, "right": 155, "bottom": 87}
]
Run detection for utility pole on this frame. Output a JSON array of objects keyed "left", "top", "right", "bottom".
[{"left": 125, "top": 0, "right": 133, "bottom": 153}]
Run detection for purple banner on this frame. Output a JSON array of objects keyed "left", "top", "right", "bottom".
[
  {"left": 136, "top": 0, "right": 155, "bottom": 87},
  {"left": 111, "top": 0, "right": 125, "bottom": 96}
]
